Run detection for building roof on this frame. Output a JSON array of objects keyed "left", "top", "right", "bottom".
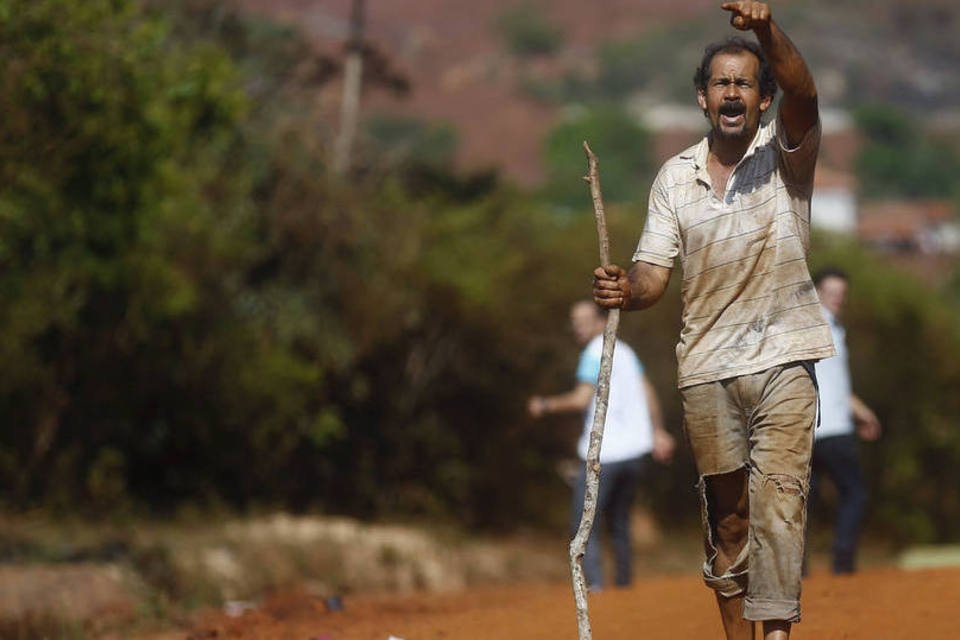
[{"left": 858, "top": 200, "right": 957, "bottom": 251}]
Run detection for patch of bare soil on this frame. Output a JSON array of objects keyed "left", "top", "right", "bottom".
[{"left": 183, "top": 566, "right": 959, "bottom": 639}]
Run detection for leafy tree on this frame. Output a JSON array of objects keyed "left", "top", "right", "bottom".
[
  {"left": 854, "top": 105, "right": 960, "bottom": 200},
  {"left": 0, "top": 0, "right": 318, "bottom": 510},
  {"left": 595, "top": 39, "right": 659, "bottom": 100},
  {"left": 517, "top": 20, "right": 711, "bottom": 106},
  {"left": 809, "top": 236, "right": 960, "bottom": 543},
  {"left": 495, "top": 5, "right": 564, "bottom": 58},
  {"left": 542, "top": 106, "right": 654, "bottom": 211},
  {"left": 6, "top": 0, "right": 960, "bottom": 549},
  {"left": 363, "top": 114, "right": 459, "bottom": 172}
]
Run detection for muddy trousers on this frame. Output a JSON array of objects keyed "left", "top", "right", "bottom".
[{"left": 680, "top": 362, "right": 818, "bottom": 623}]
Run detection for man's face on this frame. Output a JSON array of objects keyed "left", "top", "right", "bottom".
[
  {"left": 569, "top": 303, "right": 605, "bottom": 346},
  {"left": 697, "top": 51, "right": 772, "bottom": 142},
  {"left": 817, "top": 276, "right": 848, "bottom": 318}
]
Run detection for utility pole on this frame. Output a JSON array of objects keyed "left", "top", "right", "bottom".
[{"left": 332, "top": 0, "right": 365, "bottom": 176}]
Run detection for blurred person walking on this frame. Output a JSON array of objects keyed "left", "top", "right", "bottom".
[
  {"left": 592, "top": 3, "right": 833, "bottom": 638},
  {"left": 810, "top": 267, "right": 881, "bottom": 575},
  {"left": 528, "top": 300, "right": 675, "bottom": 591}
]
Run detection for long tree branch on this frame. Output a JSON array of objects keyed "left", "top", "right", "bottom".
[{"left": 569, "top": 141, "right": 620, "bottom": 640}]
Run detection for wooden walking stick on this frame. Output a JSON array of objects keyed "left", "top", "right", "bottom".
[{"left": 569, "top": 141, "right": 620, "bottom": 640}]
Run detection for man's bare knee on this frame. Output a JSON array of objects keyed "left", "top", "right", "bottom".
[
  {"left": 715, "top": 511, "right": 749, "bottom": 548},
  {"left": 706, "top": 468, "right": 750, "bottom": 554}
]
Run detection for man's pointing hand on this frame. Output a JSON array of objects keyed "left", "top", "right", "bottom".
[{"left": 720, "top": 1, "right": 771, "bottom": 31}]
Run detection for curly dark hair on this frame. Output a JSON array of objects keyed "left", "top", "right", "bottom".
[{"left": 693, "top": 36, "right": 778, "bottom": 100}]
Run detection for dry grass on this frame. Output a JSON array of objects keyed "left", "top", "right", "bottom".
[
  {"left": 0, "top": 512, "right": 572, "bottom": 638},
  {"left": 0, "top": 511, "right": 902, "bottom": 639}
]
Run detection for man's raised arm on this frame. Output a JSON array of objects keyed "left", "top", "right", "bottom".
[{"left": 722, "top": 1, "right": 818, "bottom": 147}]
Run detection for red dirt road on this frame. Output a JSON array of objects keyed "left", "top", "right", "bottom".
[{"left": 189, "top": 567, "right": 958, "bottom": 639}]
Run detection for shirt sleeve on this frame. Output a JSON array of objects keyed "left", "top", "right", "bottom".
[
  {"left": 632, "top": 170, "right": 680, "bottom": 268},
  {"left": 576, "top": 347, "right": 602, "bottom": 385},
  {"left": 775, "top": 113, "right": 821, "bottom": 197}
]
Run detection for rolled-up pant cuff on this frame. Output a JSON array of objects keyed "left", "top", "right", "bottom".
[
  {"left": 743, "top": 597, "right": 801, "bottom": 623},
  {"left": 702, "top": 549, "right": 748, "bottom": 598}
]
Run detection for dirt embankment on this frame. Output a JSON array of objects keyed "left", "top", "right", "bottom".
[
  {"left": 0, "top": 514, "right": 568, "bottom": 638},
  {"left": 6, "top": 514, "right": 954, "bottom": 639},
  {"left": 187, "top": 566, "right": 960, "bottom": 640}
]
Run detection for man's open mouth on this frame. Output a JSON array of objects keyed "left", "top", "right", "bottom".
[
  {"left": 718, "top": 103, "right": 746, "bottom": 126},
  {"left": 719, "top": 102, "right": 746, "bottom": 116}
]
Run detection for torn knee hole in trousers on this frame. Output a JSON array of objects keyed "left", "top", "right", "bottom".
[{"left": 697, "top": 474, "right": 749, "bottom": 597}]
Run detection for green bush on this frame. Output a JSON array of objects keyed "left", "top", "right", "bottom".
[
  {"left": 364, "top": 114, "right": 459, "bottom": 171},
  {"left": 542, "top": 106, "right": 654, "bottom": 211},
  {"left": 810, "top": 236, "right": 960, "bottom": 543},
  {"left": 0, "top": 0, "right": 252, "bottom": 508},
  {"left": 5, "top": 0, "right": 960, "bottom": 548},
  {"left": 854, "top": 105, "right": 960, "bottom": 200},
  {"left": 495, "top": 5, "right": 564, "bottom": 57}
]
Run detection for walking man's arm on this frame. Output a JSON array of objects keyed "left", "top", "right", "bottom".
[
  {"left": 643, "top": 377, "right": 676, "bottom": 463},
  {"left": 528, "top": 383, "right": 595, "bottom": 418},
  {"left": 851, "top": 394, "right": 882, "bottom": 441}
]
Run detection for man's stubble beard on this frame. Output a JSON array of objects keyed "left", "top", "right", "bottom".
[
  {"left": 712, "top": 101, "right": 754, "bottom": 142},
  {"left": 713, "top": 124, "right": 754, "bottom": 141}
]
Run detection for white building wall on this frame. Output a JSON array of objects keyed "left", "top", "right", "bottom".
[{"left": 811, "top": 188, "right": 857, "bottom": 234}]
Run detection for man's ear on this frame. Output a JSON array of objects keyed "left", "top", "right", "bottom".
[
  {"left": 759, "top": 94, "right": 773, "bottom": 113},
  {"left": 696, "top": 89, "right": 707, "bottom": 112}
]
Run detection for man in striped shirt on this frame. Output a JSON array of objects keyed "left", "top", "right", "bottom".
[{"left": 593, "top": 3, "right": 833, "bottom": 639}]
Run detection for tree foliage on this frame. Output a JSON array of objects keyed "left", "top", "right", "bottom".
[
  {"left": 809, "top": 237, "right": 960, "bottom": 542},
  {"left": 853, "top": 105, "right": 960, "bottom": 200},
  {"left": 542, "top": 106, "right": 654, "bottom": 212},
  {"left": 0, "top": 0, "right": 590, "bottom": 527},
  {"left": 2, "top": 0, "right": 960, "bottom": 546},
  {"left": 494, "top": 4, "right": 564, "bottom": 58},
  {"left": 0, "top": 0, "right": 255, "bottom": 508}
]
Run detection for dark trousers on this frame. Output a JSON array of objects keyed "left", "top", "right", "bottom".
[
  {"left": 570, "top": 455, "right": 650, "bottom": 589},
  {"left": 810, "top": 434, "right": 867, "bottom": 574}
]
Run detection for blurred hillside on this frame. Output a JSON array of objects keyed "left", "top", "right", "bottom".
[{"left": 236, "top": 0, "right": 960, "bottom": 184}]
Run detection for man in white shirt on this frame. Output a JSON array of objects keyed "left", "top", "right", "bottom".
[
  {"left": 812, "top": 267, "right": 881, "bottom": 574},
  {"left": 528, "top": 300, "right": 675, "bottom": 589}
]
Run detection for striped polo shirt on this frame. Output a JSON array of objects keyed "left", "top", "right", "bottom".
[{"left": 633, "top": 116, "right": 835, "bottom": 388}]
